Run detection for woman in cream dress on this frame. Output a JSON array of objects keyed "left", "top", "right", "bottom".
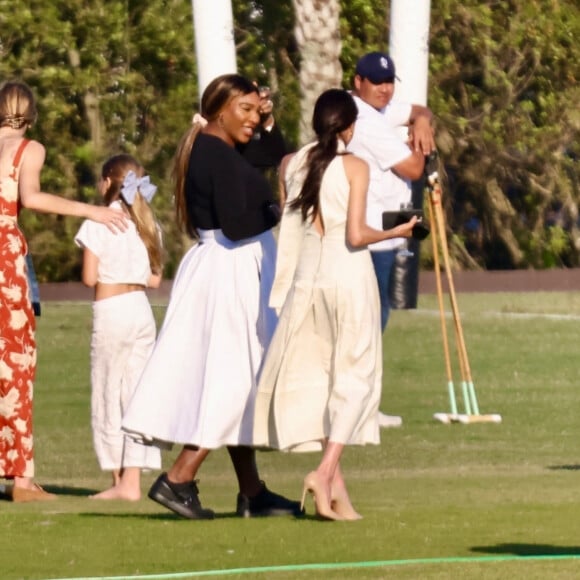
[{"left": 254, "top": 89, "right": 417, "bottom": 520}]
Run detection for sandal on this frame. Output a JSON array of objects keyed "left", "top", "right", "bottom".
[{"left": 12, "top": 484, "right": 57, "bottom": 503}]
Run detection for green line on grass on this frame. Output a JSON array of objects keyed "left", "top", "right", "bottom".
[{"left": 47, "top": 553, "right": 580, "bottom": 580}]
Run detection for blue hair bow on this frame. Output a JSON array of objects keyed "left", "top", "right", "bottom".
[{"left": 121, "top": 170, "right": 157, "bottom": 205}]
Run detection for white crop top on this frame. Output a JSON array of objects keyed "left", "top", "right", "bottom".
[{"left": 74, "top": 201, "right": 154, "bottom": 285}]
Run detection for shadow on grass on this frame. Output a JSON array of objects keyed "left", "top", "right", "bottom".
[
  {"left": 79, "top": 511, "right": 241, "bottom": 520},
  {"left": 76, "top": 511, "right": 311, "bottom": 521},
  {"left": 547, "top": 464, "right": 580, "bottom": 471},
  {"left": 0, "top": 484, "right": 98, "bottom": 501},
  {"left": 471, "top": 543, "right": 580, "bottom": 556},
  {"left": 43, "top": 485, "right": 99, "bottom": 496},
  {"left": 77, "top": 511, "right": 219, "bottom": 521}
]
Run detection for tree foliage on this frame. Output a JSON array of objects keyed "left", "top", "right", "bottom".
[
  {"left": 0, "top": 0, "right": 578, "bottom": 278},
  {"left": 233, "top": 0, "right": 301, "bottom": 148},
  {"left": 427, "top": 0, "right": 580, "bottom": 269},
  {"left": 339, "top": 0, "right": 389, "bottom": 86},
  {"left": 0, "top": 0, "right": 196, "bottom": 280}
]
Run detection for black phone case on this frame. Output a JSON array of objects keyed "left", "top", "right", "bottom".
[{"left": 381, "top": 210, "right": 430, "bottom": 240}]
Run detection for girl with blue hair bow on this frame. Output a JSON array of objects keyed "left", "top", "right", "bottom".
[{"left": 75, "top": 154, "right": 163, "bottom": 500}]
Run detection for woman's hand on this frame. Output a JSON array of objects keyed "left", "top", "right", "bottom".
[
  {"left": 391, "top": 215, "right": 419, "bottom": 238},
  {"left": 88, "top": 206, "right": 129, "bottom": 233}
]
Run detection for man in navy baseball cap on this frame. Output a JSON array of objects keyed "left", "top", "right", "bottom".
[{"left": 355, "top": 51, "right": 400, "bottom": 84}]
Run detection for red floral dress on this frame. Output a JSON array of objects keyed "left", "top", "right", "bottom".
[{"left": 0, "top": 139, "right": 36, "bottom": 479}]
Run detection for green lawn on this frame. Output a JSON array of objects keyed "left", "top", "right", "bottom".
[{"left": 2, "top": 292, "right": 580, "bottom": 580}]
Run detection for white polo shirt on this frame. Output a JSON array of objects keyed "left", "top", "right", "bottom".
[{"left": 348, "top": 95, "right": 413, "bottom": 251}]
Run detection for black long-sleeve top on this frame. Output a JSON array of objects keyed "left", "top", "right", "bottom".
[
  {"left": 186, "top": 133, "right": 280, "bottom": 241},
  {"left": 237, "top": 123, "right": 288, "bottom": 170}
]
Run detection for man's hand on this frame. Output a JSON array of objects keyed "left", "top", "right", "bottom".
[{"left": 408, "top": 115, "right": 435, "bottom": 155}]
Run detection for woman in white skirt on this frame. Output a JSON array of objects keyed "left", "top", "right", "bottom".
[
  {"left": 253, "top": 90, "right": 418, "bottom": 520},
  {"left": 122, "top": 74, "right": 301, "bottom": 520},
  {"left": 75, "top": 154, "right": 163, "bottom": 500}
]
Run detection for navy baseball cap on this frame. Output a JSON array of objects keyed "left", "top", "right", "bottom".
[{"left": 355, "top": 52, "right": 400, "bottom": 84}]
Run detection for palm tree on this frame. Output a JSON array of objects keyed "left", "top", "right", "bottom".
[{"left": 292, "top": 0, "right": 343, "bottom": 144}]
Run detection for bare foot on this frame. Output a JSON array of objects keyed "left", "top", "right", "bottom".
[{"left": 89, "top": 485, "right": 141, "bottom": 501}]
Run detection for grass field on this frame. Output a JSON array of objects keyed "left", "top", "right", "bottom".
[{"left": 2, "top": 292, "right": 580, "bottom": 580}]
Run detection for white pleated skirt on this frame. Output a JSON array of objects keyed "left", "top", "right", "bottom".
[{"left": 122, "top": 229, "right": 277, "bottom": 449}]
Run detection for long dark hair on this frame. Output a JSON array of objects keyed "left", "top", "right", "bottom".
[
  {"left": 289, "top": 89, "right": 358, "bottom": 222},
  {"left": 173, "top": 74, "right": 259, "bottom": 238}
]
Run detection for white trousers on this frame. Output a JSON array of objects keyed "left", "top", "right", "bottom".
[{"left": 90, "top": 291, "right": 161, "bottom": 470}]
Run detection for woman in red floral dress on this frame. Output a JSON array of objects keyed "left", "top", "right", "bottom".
[{"left": 0, "top": 81, "right": 127, "bottom": 501}]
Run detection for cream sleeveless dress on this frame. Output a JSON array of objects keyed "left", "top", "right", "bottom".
[{"left": 254, "top": 143, "right": 382, "bottom": 452}]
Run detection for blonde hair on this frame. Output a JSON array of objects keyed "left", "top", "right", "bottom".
[
  {"left": 0, "top": 80, "right": 37, "bottom": 129},
  {"left": 101, "top": 154, "right": 164, "bottom": 275},
  {"left": 173, "top": 74, "right": 259, "bottom": 238}
]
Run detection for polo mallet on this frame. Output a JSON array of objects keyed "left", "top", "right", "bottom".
[
  {"left": 426, "top": 154, "right": 501, "bottom": 425},
  {"left": 427, "top": 191, "right": 458, "bottom": 419},
  {"left": 431, "top": 182, "right": 474, "bottom": 415}
]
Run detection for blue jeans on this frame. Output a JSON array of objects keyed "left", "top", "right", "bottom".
[{"left": 371, "top": 249, "right": 397, "bottom": 332}]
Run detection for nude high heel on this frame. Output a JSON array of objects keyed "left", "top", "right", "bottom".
[
  {"left": 330, "top": 485, "right": 362, "bottom": 521},
  {"left": 301, "top": 472, "right": 343, "bottom": 521}
]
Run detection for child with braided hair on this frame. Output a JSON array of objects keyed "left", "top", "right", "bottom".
[{"left": 75, "top": 154, "right": 163, "bottom": 500}]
